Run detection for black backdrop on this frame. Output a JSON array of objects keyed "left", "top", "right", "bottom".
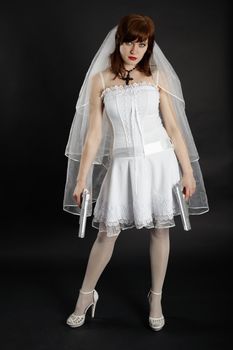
[{"left": 1, "top": 1, "right": 231, "bottom": 349}]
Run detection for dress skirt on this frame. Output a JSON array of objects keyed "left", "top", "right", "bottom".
[{"left": 92, "top": 147, "right": 181, "bottom": 237}]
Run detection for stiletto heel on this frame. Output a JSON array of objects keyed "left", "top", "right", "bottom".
[
  {"left": 66, "top": 288, "right": 99, "bottom": 327},
  {"left": 91, "top": 301, "right": 96, "bottom": 318},
  {"left": 147, "top": 289, "right": 165, "bottom": 331}
]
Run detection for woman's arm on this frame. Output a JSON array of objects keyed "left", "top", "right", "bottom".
[
  {"left": 76, "top": 73, "right": 104, "bottom": 183},
  {"left": 159, "top": 88, "right": 196, "bottom": 199}
]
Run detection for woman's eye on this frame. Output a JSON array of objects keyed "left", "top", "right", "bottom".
[{"left": 126, "top": 42, "right": 146, "bottom": 47}]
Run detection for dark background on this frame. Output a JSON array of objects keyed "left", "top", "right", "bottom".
[{"left": 0, "top": 0, "right": 232, "bottom": 349}]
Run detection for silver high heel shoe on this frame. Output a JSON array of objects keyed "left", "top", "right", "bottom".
[
  {"left": 66, "top": 289, "right": 99, "bottom": 327},
  {"left": 147, "top": 289, "right": 165, "bottom": 331}
]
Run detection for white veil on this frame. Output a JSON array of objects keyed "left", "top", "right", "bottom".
[{"left": 63, "top": 25, "right": 209, "bottom": 218}]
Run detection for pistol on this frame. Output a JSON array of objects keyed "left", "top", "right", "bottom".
[
  {"left": 174, "top": 181, "right": 191, "bottom": 231},
  {"left": 78, "top": 188, "right": 91, "bottom": 238}
]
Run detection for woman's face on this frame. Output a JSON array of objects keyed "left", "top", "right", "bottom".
[{"left": 119, "top": 38, "right": 148, "bottom": 67}]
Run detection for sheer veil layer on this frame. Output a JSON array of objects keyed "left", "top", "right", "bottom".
[{"left": 63, "top": 25, "right": 209, "bottom": 218}]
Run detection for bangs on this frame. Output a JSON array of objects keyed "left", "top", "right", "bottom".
[{"left": 122, "top": 26, "right": 149, "bottom": 43}]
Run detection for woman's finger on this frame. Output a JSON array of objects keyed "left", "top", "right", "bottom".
[{"left": 185, "top": 187, "right": 190, "bottom": 200}]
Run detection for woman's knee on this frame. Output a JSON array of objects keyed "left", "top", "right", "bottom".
[
  {"left": 96, "top": 230, "right": 119, "bottom": 244},
  {"left": 150, "top": 227, "right": 169, "bottom": 239}
]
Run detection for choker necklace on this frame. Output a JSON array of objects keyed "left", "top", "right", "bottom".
[{"left": 118, "top": 66, "right": 137, "bottom": 85}]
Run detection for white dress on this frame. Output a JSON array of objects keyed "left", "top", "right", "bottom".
[{"left": 92, "top": 72, "right": 182, "bottom": 237}]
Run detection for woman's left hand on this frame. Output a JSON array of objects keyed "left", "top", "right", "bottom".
[{"left": 181, "top": 173, "right": 196, "bottom": 201}]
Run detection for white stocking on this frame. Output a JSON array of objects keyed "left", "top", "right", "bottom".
[
  {"left": 149, "top": 227, "right": 170, "bottom": 317},
  {"left": 74, "top": 231, "right": 119, "bottom": 314}
]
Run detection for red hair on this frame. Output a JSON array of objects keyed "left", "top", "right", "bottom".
[{"left": 110, "top": 14, "right": 155, "bottom": 79}]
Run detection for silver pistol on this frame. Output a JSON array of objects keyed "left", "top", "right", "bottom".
[
  {"left": 174, "top": 181, "right": 191, "bottom": 231},
  {"left": 78, "top": 188, "right": 90, "bottom": 238}
]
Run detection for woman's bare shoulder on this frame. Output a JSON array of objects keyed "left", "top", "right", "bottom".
[
  {"left": 92, "top": 68, "right": 111, "bottom": 86},
  {"left": 89, "top": 69, "right": 113, "bottom": 100},
  {"left": 100, "top": 67, "right": 115, "bottom": 85},
  {"left": 91, "top": 68, "right": 116, "bottom": 94}
]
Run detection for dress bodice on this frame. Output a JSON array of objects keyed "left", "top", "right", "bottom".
[{"left": 100, "top": 80, "right": 174, "bottom": 158}]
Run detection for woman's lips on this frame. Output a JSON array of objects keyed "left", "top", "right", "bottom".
[{"left": 128, "top": 56, "right": 137, "bottom": 61}]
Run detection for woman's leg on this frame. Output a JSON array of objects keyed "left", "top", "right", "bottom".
[
  {"left": 149, "top": 227, "right": 170, "bottom": 317},
  {"left": 73, "top": 231, "right": 119, "bottom": 314}
]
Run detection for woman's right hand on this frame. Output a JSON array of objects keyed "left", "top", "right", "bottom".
[{"left": 73, "top": 179, "right": 86, "bottom": 209}]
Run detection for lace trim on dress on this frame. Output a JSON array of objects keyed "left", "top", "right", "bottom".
[
  {"left": 92, "top": 214, "right": 177, "bottom": 237},
  {"left": 92, "top": 191, "right": 181, "bottom": 237},
  {"left": 101, "top": 81, "right": 158, "bottom": 99}
]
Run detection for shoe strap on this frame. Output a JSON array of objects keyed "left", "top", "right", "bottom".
[
  {"left": 79, "top": 288, "right": 95, "bottom": 294},
  {"left": 150, "top": 289, "right": 162, "bottom": 295}
]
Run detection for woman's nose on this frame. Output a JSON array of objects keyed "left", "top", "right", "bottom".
[{"left": 130, "top": 44, "right": 137, "bottom": 53}]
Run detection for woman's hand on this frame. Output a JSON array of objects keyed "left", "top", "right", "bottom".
[
  {"left": 73, "top": 179, "right": 86, "bottom": 209},
  {"left": 181, "top": 172, "right": 196, "bottom": 201}
]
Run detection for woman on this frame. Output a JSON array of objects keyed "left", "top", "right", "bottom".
[{"left": 63, "top": 14, "right": 209, "bottom": 331}]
